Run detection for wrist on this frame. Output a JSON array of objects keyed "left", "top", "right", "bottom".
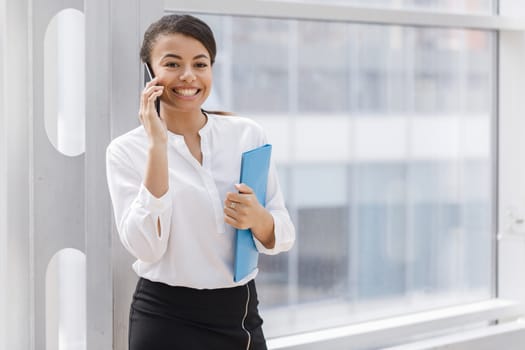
[
  {"left": 148, "top": 142, "right": 167, "bottom": 153},
  {"left": 252, "top": 209, "right": 276, "bottom": 249}
]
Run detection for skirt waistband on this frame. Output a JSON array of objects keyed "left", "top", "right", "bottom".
[{"left": 132, "top": 277, "right": 259, "bottom": 322}]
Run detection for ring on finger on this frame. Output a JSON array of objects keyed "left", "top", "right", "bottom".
[{"left": 230, "top": 201, "right": 237, "bottom": 209}]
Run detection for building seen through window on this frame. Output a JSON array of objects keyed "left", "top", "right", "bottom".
[{"left": 199, "top": 14, "right": 494, "bottom": 337}]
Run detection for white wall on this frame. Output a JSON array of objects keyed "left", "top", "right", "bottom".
[{"left": 0, "top": 0, "right": 32, "bottom": 349}]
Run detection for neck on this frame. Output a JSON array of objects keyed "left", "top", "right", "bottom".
[{"left": 162, "top": 105, "right": 206, "bottom": 135}]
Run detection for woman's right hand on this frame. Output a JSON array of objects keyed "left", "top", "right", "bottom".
[{"left": 139, "top": 77, "right": 167, "bottom": 146}]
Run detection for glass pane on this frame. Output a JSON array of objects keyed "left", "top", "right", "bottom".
[
  {"left": 46, "top": 249, "right": 86, "bottom": 350},
  {"left": 198, "top": 13, "right": 495, "bottom": 338},
  {"left": 44, "top": 9, "right": 86, "bottom": 157},
  {"left": 261, "top": 0, "right": 495, "bottom": 15},
  {"left": 232, "top": 18, "right": 291, "bottom": 113}
]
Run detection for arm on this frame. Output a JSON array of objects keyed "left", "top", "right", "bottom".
[
  {"left": 224, "top": 162, "right": 296, "bottom": 255},
  {"left": 141, "top": 77, "right": 168, "bottom": 200},
  {"left": 106, "top": 146, "right": 172, "bottom": 262},
  {"left": 105, "top": 77, "right": 172, "bottom": 262}
]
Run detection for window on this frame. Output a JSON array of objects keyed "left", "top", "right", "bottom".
[
  {"left": 261, "top": 0, "right": 495, "bottom": 15},
  {"left": 199, "top": 14, "right": 495, "bottom": 338}
]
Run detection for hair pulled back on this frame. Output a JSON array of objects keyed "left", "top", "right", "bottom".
[{"left": 140, "top": 14, "right": 217, "bottom": 65}]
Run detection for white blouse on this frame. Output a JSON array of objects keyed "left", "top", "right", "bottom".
[{"left": 106, "top": 114, "right": 295, "bottom": 289}]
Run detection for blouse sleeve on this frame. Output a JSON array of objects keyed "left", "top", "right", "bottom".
[
  {"left": 106, "top": 144, "right": 172, "bottom": 263},
  {"left": 253, "top": 160, "right": 296, "bottom": 255}
]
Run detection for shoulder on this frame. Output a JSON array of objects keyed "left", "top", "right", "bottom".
[
  {"left": 208, "top": 113, "right": 265, "bottom": 138},
  {"left": 106, "top": 125, "right": 147, "bottom": 162}
]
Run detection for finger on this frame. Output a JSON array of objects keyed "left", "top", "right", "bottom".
[
  {"left": 147, "top": 87, "right": 164, "bottom": 103},
  {"left": 226, "top": 192, "right": 246, "bottom": 205},
  {"left": 224, "top": 206, "right": 238, "bottom": 217},
  {"left": 224, "top": 213, "right": 249, "bottom": 230},
  {"left": 141, "top": 85, "right": 163, "bottom": 108},
  {"left": 144, "top": 76, "right": 159, "bottom": 88},
  {"left": 224, "top": 207, "right": 244, "bottom": 227},
  {"left": 224, "top": 214, "right": 238, "bottom": 228},
  {"left": 224, "top": 199, "right": 238, "bottom": 210},
  {"left": 225, "top": 192, "right": 236, "bottom": 202},
  {"left": 141, "top": 81, "right": 156, "bottom": 99},
  {"left": 142, "top": 85, "right": 162, "bottom": 99},
  {"left": 143, "top": 88, "right": 163, "bottom": 118},
  {"left": 228, "top": 192, "right": 259, "bottom": 209},
  {"left": 145, "top": 86, "right": 163, "bottom": 99},
  {"left": 235, "top": 183, "right": 254, "bottom": 194},
  {"left": 149, "top": 84, "right": 164, "bottom": 94}
]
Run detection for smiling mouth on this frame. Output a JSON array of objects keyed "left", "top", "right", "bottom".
[{"left": 173, "top": 88, "right": 200, "bottom": 97}]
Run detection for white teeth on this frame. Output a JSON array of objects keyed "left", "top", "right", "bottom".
[{"left": 174, "top": 88, "right": 198, "bottom": 96}]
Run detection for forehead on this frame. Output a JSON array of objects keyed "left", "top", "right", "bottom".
[{"left": 151, "top": 33, "right": 209, "bottom": 60}]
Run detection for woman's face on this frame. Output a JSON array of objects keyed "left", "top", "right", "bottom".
[{"left": 150, "top": 33, "right": 212, "bottom": 113}]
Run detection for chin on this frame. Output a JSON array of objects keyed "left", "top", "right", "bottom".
[{"left": 172, "top": 104, "right": 202, "bottom": 113}]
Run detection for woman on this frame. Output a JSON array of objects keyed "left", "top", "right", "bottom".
[{"left": 106, "top": 14, "right": 295, "bottom": 349}]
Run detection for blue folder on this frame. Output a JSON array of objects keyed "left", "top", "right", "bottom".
[{"left": 233, "top": 144, "right": 272, "bottom": 282}]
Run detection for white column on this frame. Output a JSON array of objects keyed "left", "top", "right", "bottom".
[
  {"left": 498, "top": 0, "right": 525, "bottom": 308},
  {"left": 1, "top": 0, "right": 32, "bottom": 349},
  {"left": 0, "top": 0, "right": 8, "bottom": 346},
  {"left": 56, "top": 9, "right": 85, "bottom": 156}
]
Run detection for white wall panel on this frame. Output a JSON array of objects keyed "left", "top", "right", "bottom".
[{"left": 1, "top": 0, "right": 31, "bottom": 349}]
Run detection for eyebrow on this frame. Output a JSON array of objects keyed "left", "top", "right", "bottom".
[{"left": 162, "top": 53, "right": 209, "bottom": 60}]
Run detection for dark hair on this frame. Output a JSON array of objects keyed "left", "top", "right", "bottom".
[{"left": 140, "top": 14, "right": 217, "bottom": 65}]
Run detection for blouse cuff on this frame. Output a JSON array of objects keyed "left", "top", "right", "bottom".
[
  {"left": 134, "top": 183, "right": 172, "bottom": 215},
  {"left": 253, "top": 215, "right": 285, "bottom": 255}
]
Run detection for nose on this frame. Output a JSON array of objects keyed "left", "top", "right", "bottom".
[{"left": 179, "top": 67, "right": 196, "bottom": 82}]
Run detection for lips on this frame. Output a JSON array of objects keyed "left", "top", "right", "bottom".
[{"left": 172, "top": 87, "right": 200, "bottom": 97}]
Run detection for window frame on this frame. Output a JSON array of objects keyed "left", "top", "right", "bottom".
[
  {"left": 0, "top": 0, "right": 7, "bottom": 348},
  {"left": 164, "top": 0, "right": 525, "bottom": 348}
]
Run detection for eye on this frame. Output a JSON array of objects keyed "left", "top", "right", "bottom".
[
  {"left": 165, "top": 62, "right": 179, "bottom": 68},
  {"left": 195, "top": 62, "right": 208, "bottom": 68}
]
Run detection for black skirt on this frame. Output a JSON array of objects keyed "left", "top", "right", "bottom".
[{"left": 129, "top": 277, "right": 268, "bottom": 350}]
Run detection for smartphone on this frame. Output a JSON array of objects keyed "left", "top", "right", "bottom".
[{"left": 144, "top": 63, "right": 161, "bottom": 116}]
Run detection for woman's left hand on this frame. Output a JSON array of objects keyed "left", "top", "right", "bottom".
[{"left": 224, "top": 184, "right": 275, "bottom": 248}]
